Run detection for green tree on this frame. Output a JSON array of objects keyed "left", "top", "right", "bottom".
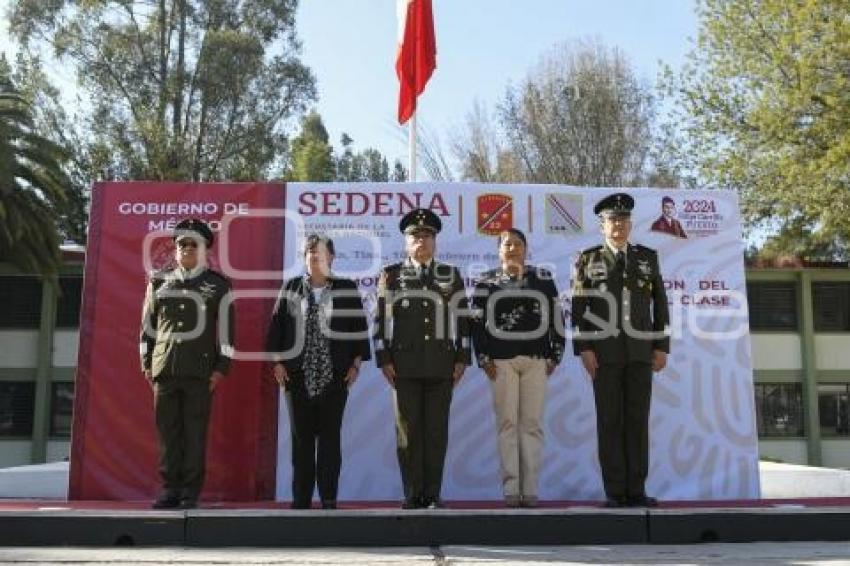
[
  {"left": 335, "top": 133, "right": 359, "bottom": 181},
  {"left": 661, "top": 0, "right": 850, "bottom": 258},
  {"left": 288, "top": 111, "right": 334, "bottom": 182},
  {"left": 9, "top": 0, "right": 316, "bottom": 182},
  {"left": 7, "top": 53, "right": 89, "bottom": 243},
  {"left": 289, "top": 113, "right": 407, "bottom": 182},
  {"left": 359, "top": 149, "right": 391, "bottom": 182},
  {"left": 335, "top": 135, "right": 401, "bottom": 182},
  {"left": 0, "top": 72, "right": 71, "bottom": 276},
  {"left": 391, "top": 161, "right": 408, "bottom": 182}
]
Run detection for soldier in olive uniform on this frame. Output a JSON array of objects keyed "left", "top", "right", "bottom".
[
  {"left": 374, "top": 208, "right": 471, "bottom": 509},
  {"left": 571, "top": 193, "right": 670, "bottom": 508},
  {"left": 140, "top": 219, "right": 236, "bottom": 509}
]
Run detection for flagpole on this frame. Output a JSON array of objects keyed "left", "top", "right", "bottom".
[{"left": 408, "top": 111, "right": 417, "bottom": 182}]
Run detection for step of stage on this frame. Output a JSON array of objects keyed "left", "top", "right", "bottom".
[{"left": 1, "top": 502, "right": 850, "bottom": 546}]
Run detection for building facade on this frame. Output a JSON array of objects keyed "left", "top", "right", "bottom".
[
  {"left": 748, "top": 265, "right": 850, "bottom": 468},
  {"left": 0, "top": 252, "right": 82, "bottom": 467},
  {"left": 0, "top": 258, "right": 848, "bottom": 469}
]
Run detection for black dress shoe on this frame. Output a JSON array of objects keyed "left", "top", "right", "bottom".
[
  {"left": 151, "top": 493, "right": 180, "bottom": 509},
  {"left": 401, "top": 498, "right": 420, "bottom": 509},
  {"left": 424, "top": 498, "right": 444, "bottom": 509},
  {"left": 291, "top": 500, "right": 311, "bottom": 510},
  {"left": 321, "top": 500, "right": 337, "bottom": 510},
  {"left": 627, "top": 495, "right": 658, "bottom": 507},
  {"left": 603, "top": 496, "right": 626, "bottom": 508},
  {"left": 178, "top": 497, "right": 198, "bottom": 510}
]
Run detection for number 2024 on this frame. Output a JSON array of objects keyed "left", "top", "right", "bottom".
[{"left": 682, "top": 200, "right": 716, "bottom": 213}]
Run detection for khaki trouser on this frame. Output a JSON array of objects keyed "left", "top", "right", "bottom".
[{"left": 490, "top": 356, "right": 548, "bottom": 499}]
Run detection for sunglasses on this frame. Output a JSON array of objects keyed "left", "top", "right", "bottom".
[{"left": 176, "top": 239, "right": 199, "bottom": 249}]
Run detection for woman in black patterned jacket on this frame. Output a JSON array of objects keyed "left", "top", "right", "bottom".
[{"left": 266, "top": 234, "right": 371, "bottom": 509}]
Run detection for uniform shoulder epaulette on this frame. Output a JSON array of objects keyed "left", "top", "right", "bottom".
[
  {"left": 631, "top": 244, "right": 658, "bottom": 256},
  {"left": 579, "top": 245, "right": 604, "bottom": 255}
]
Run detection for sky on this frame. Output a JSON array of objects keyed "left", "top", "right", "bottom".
[
  {"left": 296, "top": 0, "right": 699, "bottom": 170},
  {"left": 0, "top": 0, "right": 700, "bottom": 176}
]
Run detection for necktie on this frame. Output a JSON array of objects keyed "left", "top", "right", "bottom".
[{"left": 615, "top": 250, "right": 626, "bottom": 273}]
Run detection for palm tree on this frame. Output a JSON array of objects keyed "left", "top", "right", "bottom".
[{"left": 0, "top": 85, "right": 70, "bottom": 277}]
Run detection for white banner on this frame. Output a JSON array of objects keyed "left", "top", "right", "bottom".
[{"left": 276, "top": 183, "right": 759, "bottom": 501}]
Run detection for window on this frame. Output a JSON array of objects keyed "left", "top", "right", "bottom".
[
  {"left": 754, "top": 383, "right": 804, "bottom": 437},
  {"left": 0, "top": 382, "right": 35, "bottom": 437},
  {"left": 813, "top": 283, "right": 850, "bottom": 332},
  {"left": 0, "top": 277, "right": 42, "bottom": 329},
  {"left": 818, "top": 384, "right": 850, "bottom": 437},
  {"left": 746, "top": 282, "right": 798, "bottom": 330},
  {"left": 56, "top": 277, "right": 84, "bottom": 328},
  {"left": 50, "top": 382, "right": 75, "bottom": 438}
]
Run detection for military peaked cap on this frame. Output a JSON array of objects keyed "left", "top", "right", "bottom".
[
  {"left": 593, "top": 193, "right": 635, "bottom": 217},
  {"left": 399, "top": 208, "right": 442, "bottom": 235},
  {"left": 173, "top": 218, "right": 214, "bottom": 247}
]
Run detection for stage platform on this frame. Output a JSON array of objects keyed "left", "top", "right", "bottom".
[{"left": 1, "top": 499, "right": 850, "bottom": 547}]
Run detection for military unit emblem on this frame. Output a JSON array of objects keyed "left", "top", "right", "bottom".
[{"left": 476, "top": 193, "right": 513, "bottom": 235}]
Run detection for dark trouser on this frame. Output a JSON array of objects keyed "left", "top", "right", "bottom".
[
  {"left": 154, "top": 377, "right": 213, "bottom": 499},
  {"left": 592, "top": 362, "right": 653, "bottom": 499},
  {"left": 394, "top": 377, "right": 454, "bottom": 502},
  {"left": 287, "top": 386, "right": 348, "bottom": 507}
]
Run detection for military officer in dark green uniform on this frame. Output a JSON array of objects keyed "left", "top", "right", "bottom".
[
  {"left": 374, "top": 208, "right": 471, "bottom": 509},
  {"left": 140, "top": 218, "right": 236, "bottom": 509},
  {"left": 571, "top": 193, "right": 670, "bottom": 508}
]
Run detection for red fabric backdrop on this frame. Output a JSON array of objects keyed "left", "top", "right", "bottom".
[{"left": 70, "top": 182, "right": 284, "bottom": 501}]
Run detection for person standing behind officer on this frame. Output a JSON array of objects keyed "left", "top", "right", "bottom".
[
  {"left": 265, "top": 234, "right": 371, "bottom": 510},
  {"left": 374, "top": 208, "right": 471, "bottom": 509},
  {"left": 571, "top": 193, "right": 670, "bottom": 508},
  {"left": 140, "top": 219, "right": 236, "bottom": 510},
  {"left": 471, "top": 228, "right": 565, "bottom": 508}
]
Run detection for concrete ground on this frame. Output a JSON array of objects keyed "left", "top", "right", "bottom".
[{"left": 1, "top": 544, "right": 850, "bottom": 565}]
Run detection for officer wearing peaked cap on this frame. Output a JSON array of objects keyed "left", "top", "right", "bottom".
[
  {"left": 399, "top": 208, "right": 443, "bottom": 235},
  {"left": 592, "top": 192, "right": 634, "bottom": 216},
  {"left": 172, "top": 218, "right": 215, "bottom": 247},
  {"left": 571, "top": 193, "right": 670, "bottom": 508},
  {"left": 140, "top": 218, "right": 236, "bottom": 510},
  {"left": 374, "top": 208, "right": 471, "bottom": 509}
]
